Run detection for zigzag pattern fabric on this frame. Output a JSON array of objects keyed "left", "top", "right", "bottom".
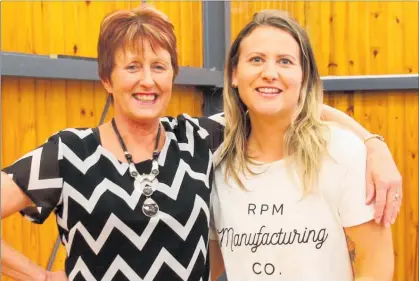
[{"left": 3, "top": 114, "right": 225, "bottom": 281}]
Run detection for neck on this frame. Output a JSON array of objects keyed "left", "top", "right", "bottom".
[
  {"left": 247, "top": 112, "right": 292, "bottom": 162},
  {"left": 113, "top": 114, "right": 161, "bottom": 151}
]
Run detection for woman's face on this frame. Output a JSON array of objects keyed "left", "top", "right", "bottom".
[
  {"left": 103, "top": 40, "right": 174, "bottom": 123},
  {"left": 232, "top": 26, "right": 303, "bottom": 120}
]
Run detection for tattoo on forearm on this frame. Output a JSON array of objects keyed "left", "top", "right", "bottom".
[{"left": 345, "top": 234, "right": 356, "bottom": 264}]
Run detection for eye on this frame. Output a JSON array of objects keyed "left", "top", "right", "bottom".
[
  {"left": 152, "top": 64, "right": 166, "bottom": 72},
  {"left": 278, "top": 58, "right": 293, "bottom": 65},
  {"left": 125, "top": 64, "right": 138, "bottom": 72},
  {"left": 249, "top": 56, "right": 264, "bottom": 64}
]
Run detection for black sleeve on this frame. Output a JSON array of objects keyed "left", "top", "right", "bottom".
[
  {"left": 2, "top": 133, "right": 63, "bottom": 224},
  {"left": 196, "top": 112, "right": 225, "bottom": 152}
]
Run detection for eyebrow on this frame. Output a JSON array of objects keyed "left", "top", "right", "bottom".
[
  {"left": 123, "top": 55, "right": 170, "bottom": 65},
  {"left": 246, "top": 52, "right": 298, "bottom": 60}
]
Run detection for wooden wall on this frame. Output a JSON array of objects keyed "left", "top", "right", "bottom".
[
  {"left": 1, "top": 1, "right": 418, "bottom": 281},
  {"left": 1, "top": 1, "right": 204, "bottom": 279},
  {"left": 230, "top": 2, "right": 418, "bottom": 281}
]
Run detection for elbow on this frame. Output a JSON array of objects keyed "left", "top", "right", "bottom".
[
  {"left": 382, "top": 245, "right": 395, "bottom": 281},
  {"left": 385, "top": 257, "right": 395, "bottom": 281},
  {"left": 377, "top": 254, "right": 395, "bottom": 281},
  {"left": 358, "top": 253, "right": 394, "bottom": 281}
]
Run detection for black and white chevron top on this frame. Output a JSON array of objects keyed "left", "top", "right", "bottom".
[{"left": 2, "top": 113, "right": 225, "bottom": 281}]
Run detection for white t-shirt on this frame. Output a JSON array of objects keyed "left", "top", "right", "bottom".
[{"left": 210, "top": 125, "right": 375, "bottom": 281}]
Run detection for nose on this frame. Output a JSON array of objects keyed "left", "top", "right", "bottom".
[
  {"left": 139, "top": 68, "right": 154, "bottom": 88},
  {"left": 261, "top": 62, "right": 279, "bottom": 81}
]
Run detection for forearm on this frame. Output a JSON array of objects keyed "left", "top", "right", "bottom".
[
  {"left": 354, "top": 272, "right": 392, "bottom": 281},
  {"left": 209, "top": 240, "right": 225, "bottom": 281},
  {"left": 345, "top": 224, "right": 394, "bottom": 281},
  {"left": 353, "top": 253, "right": 394, "bottom": 281},
  {"left": 1, "top": 239, "right": 47, "bottom": 281},
  {"left": 321, "top": 104, "right": 371, "bottom": 139},
  {"left": 354, "top": 278, "right": 376, "bottom": 281}
]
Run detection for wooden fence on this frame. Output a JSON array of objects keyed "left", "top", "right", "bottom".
[{"left": 1, "top": 1, "right": 417, "bottom": 280}]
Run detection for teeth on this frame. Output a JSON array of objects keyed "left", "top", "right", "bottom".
[
  {"left": 134, "top": 95, "right": 156, "bottom": 101},
  {"left": 257, "top": 87, "right": 280, "bottom": 93}
]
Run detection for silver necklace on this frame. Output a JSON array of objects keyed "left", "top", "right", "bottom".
[{"left": 111, "top": 118, "right": 161, "bottom": 217}]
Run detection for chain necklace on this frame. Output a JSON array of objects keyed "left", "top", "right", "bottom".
[{"left": 111, "top": 118, "right": 161, "bottom": 217}]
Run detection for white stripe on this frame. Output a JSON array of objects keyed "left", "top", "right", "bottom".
[
  {"left": 62, "top": 194, "right": 209, "bottom": 255},
  {"left": 157, "top": 151, "right": 212, "bottom": 200},
  {"left": 25, "top": 147, "right": 63, "bottom": 191},
  {"left": 62, "top": 128, "right": 93, "bottom": 139},
  {"left": 68, "top": 237, "right": 207, "bottom": 281},
  {"left": 61, "top": 143, "right": 128, "bottom": 176}
]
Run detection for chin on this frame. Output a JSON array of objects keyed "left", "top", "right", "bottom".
[
  {"left": 252, "top": 106, "right": 284, "bottom": 115},
  {"left": 129, "top": 110, "right": 162, "bottom": 122},
  {"left": 250, "top": 107, "right": 294, "bottom": 121}
]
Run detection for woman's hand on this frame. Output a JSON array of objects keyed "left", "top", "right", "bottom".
[
  {"left": 319, "top": 105, "right": 402, "bottom": 227},
  {"left": 365, "top": 138, "right": 402, "bottom": 227},
  {"left": 46, "top": 270, "right": 68, "bottom": 281}
]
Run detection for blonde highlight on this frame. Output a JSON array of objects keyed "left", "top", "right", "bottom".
[{"left": 221, "top": 10, "right": 329, "bottom": 193}]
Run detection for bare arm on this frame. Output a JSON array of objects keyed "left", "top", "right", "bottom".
[
  {"left": 321, "top": 104, "right": 370, "bottom": 139},
  {"left": 1, "top": 171, "right": 48, "bottom": 281},
  {"left": 321, "top": 104, "right": 402, "bottom": 227},
  {"left": 344, "top": 220, "right": 394, "bottom": 281},
  {"left": 209, "top": 240, "right": 225, "bottom": 281}
]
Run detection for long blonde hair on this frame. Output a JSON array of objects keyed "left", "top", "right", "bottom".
[{"left": 221, "top": 10, "right": 329, "bottom": 193}]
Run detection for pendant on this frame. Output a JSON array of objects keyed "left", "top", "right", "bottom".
[
  {"left": 142, "top": 182, "right": 154, "bottom": 197},
  {"left": 142, "top": 197, "right": 159, "bottom": 217},
  {"left": 151, "top": 161, "right": 159, "bottom": 176},
  {"left": 129, "top": 163, "right": 139, "bottom": 178}
]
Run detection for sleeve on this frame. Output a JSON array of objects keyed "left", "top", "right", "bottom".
[
  {"left": 1, "top": 133, "right": 64, "bottom": 224},
  {"left": 209, "top": 189, "right": 218, "bottom": 240},
  {"left": 338, "top": 142, "right": 375, "bottom": 227},
  {"left": 197, "top": 112, "right": 225, "bottom": 152}
]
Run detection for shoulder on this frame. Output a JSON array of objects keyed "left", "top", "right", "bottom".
[
  {"left": 46, "top": 127, "right": 99, "bottom": 156},
  {"left": 205, "top": 112, "right": 226, "bottom": 126},
  {"left": 325, "top": 123, "right": 367, "bottom": 168},
  {"left": 48, "top": 127, "right": 95, "bottom": 144},
  {"left": 199, "top": 112, "right": 226, "bottom": 132},
  {"left": 161, "top": 112, "right": 225, "bottom": 126},
  {"left": 53, "top": 127, "right": 94, "bottom": 140},
  {"left": 160, "top": 114, "right": 204, "bottom": 134},
  {"left": 160, "top": 113, "right": 224, "bottom": 139}
]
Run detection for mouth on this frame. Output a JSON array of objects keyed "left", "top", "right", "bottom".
[
  {"left": 132, "top": 93, "right": 158, "bottom": 104},
  {"left": 255, "top": 87, "right": 282, "bottom": 97}
]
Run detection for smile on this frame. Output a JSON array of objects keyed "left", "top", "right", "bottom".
[
  {"left": 255, "top": 87, "right": 282, "bottom": 97},
  {"left": 133, "top": 94, "right": 158, "bottom": 104}
]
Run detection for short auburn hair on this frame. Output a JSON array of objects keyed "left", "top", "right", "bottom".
[{"left": 97, "top": 5, "right": 179, "bottom": 82}]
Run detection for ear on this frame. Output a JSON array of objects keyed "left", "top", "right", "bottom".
[
  {"left": 231, "top": 68, "right": 238, "bottom": 88},
  {"left": 101, "top": 78, "right": 113, "bottom": 94}
]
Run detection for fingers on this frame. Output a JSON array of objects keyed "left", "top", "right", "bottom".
[
  {"left": 386, "top": 182, "right": 402, "bottom": 226},
  {"left": 382, "top": 191, "right": 393, "bottom": 228},
  {"left": 46, "top": 270, "right": 69, "bottom": 281},
  {"left": 365, "top": 163, "right": 375, "bottom": 204},
  {"left": 373, "top": 180, "right": 388, "bottom": 225},
  {"left": 377, "top": 180, "right": 402, "bottom": 228},
  {"left": 392, "top": 189, "right": 402, "bottom": 223}
]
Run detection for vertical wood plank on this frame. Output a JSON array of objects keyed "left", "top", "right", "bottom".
[
  {"left": 401, "top": 2, "right": 419, "bottom": 281},
  {"left": 0, "top": 1, "right": 417, "bottom": 279},
  {"left": 403, "top": 91, "right": 419, "bottom": 281},
  {"left": 1, "top": 78, "right": 23, "bottom": 281},
  {"left": 386, "top": 3, "right": 406, "bottom": 281}
]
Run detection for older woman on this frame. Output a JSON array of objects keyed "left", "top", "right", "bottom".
[
  {"left": 1, "top": 6, "right": 222, "bottom": 281},
  {"left": 1, "top": 5, "right": 400, "bottom": 281},
  {"left": 210, "top": 10, "right": 394, "bottom": 281}
]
